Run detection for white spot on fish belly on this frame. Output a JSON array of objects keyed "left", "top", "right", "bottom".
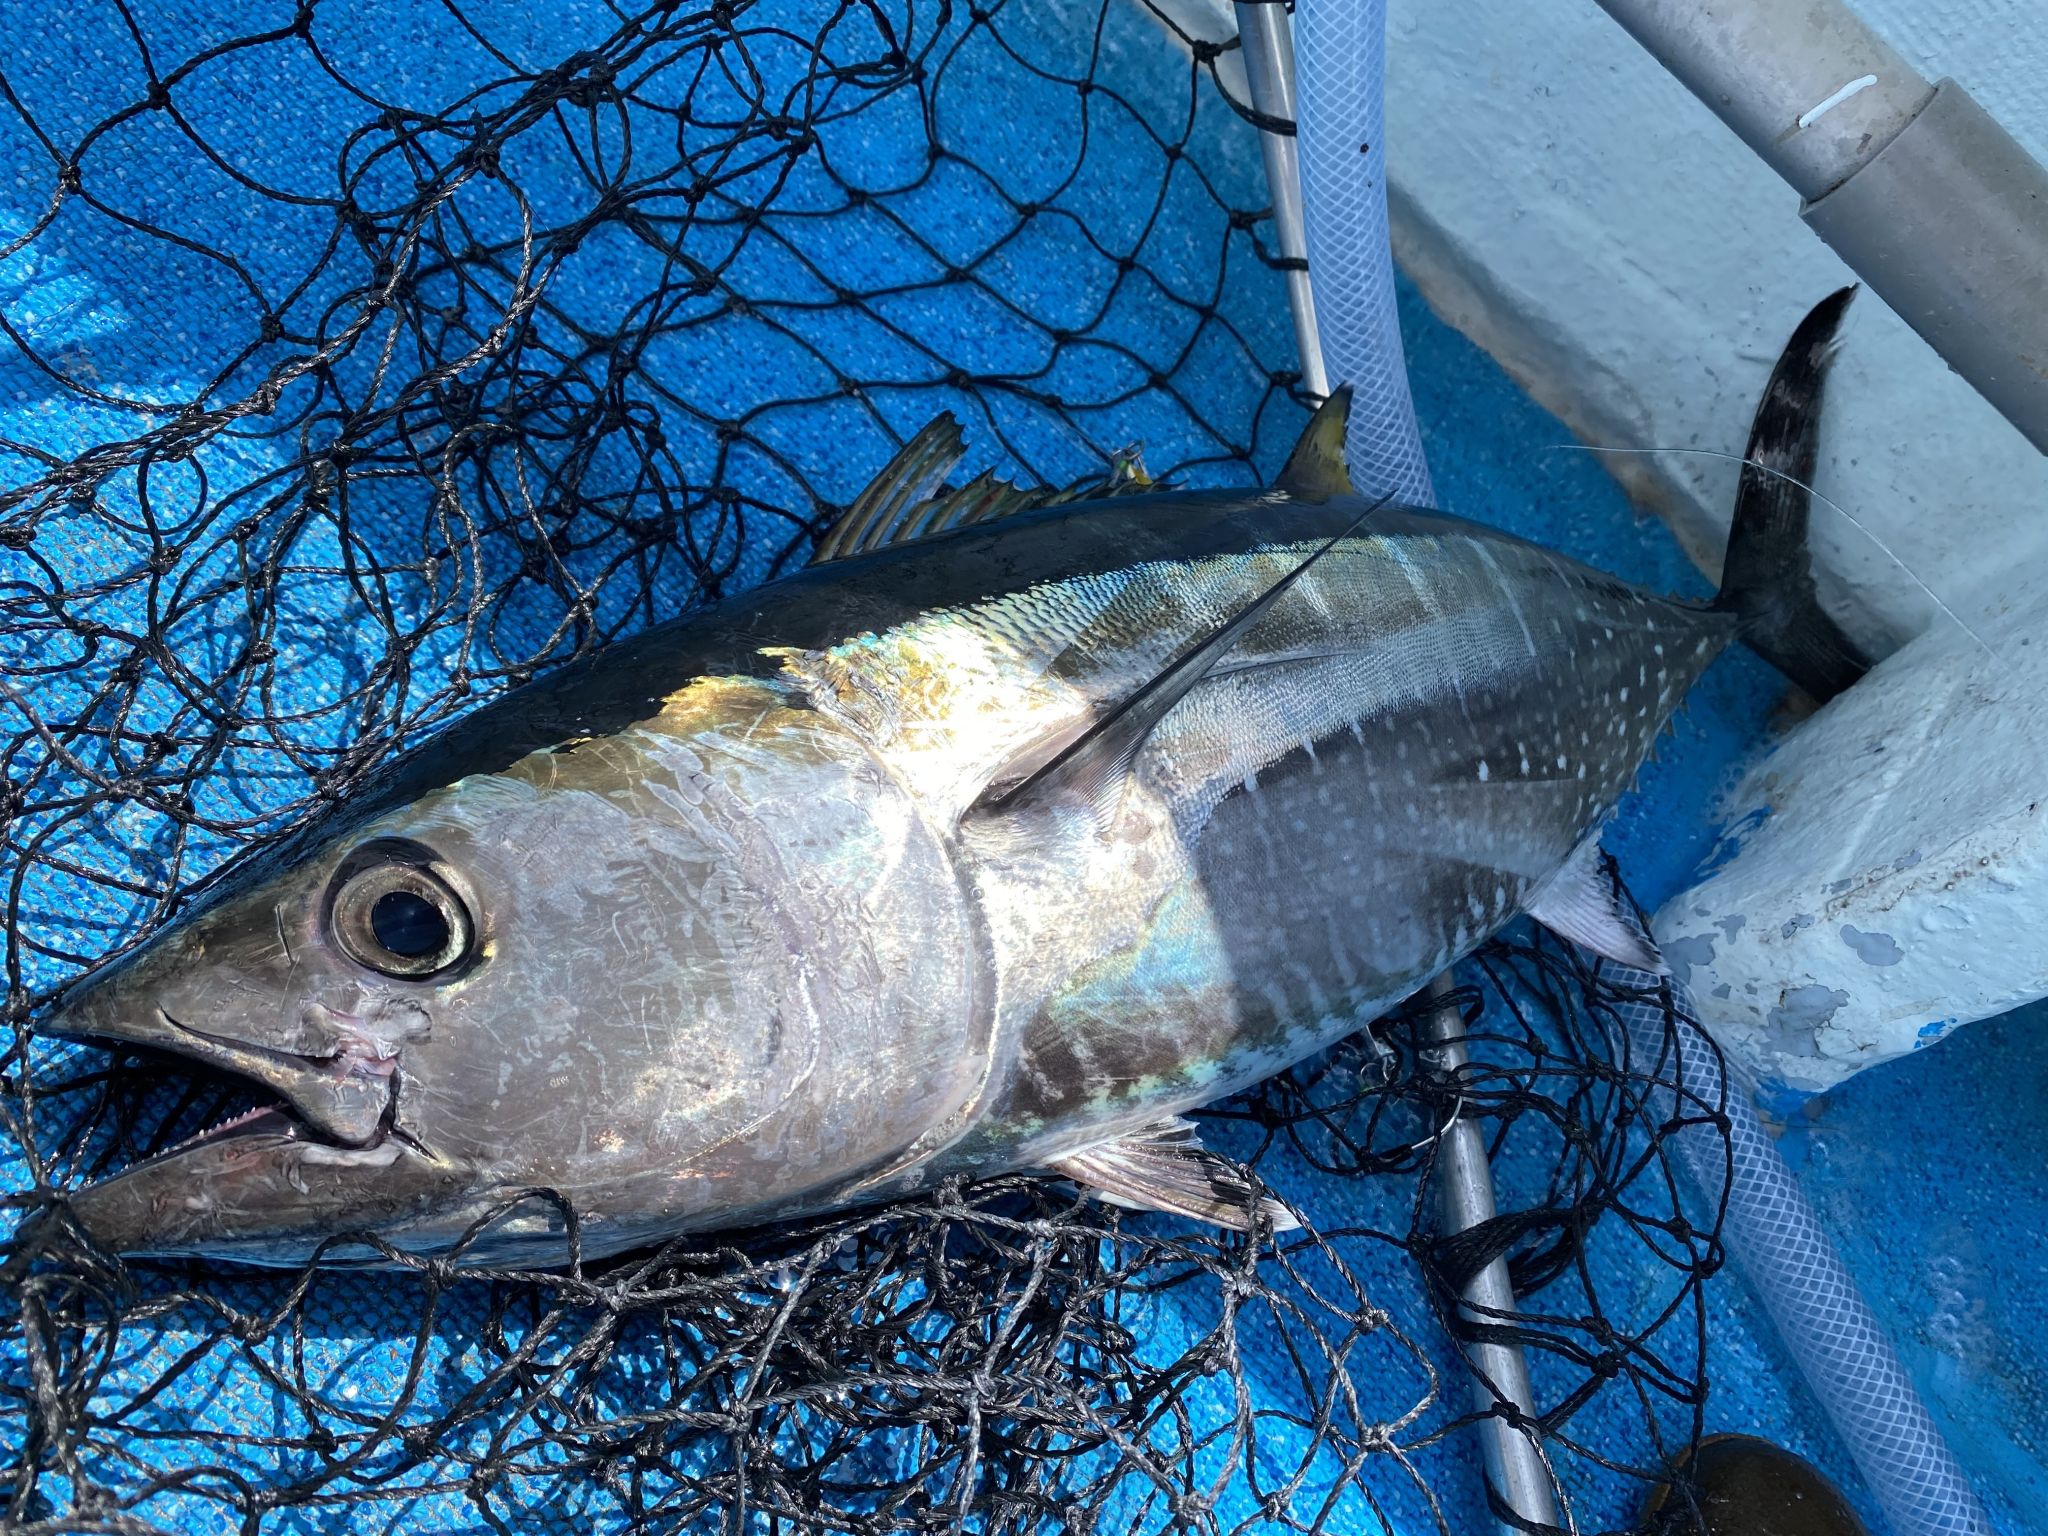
[{"left": 1477, "top": 759, "right": 1490, "bottom": 782}]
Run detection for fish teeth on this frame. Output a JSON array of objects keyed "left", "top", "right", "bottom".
[{"left": 163, "top": 1101, "right": 281, "bottom": 1154}]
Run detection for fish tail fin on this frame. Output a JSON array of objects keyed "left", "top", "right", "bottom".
[{"left": 1711, "top": 285, "right": 1872, "bottom": 703}]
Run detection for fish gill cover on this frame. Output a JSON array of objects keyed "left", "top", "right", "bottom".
[{"left": 0, "top": 0, "right": 1737, "bottom": 1530}]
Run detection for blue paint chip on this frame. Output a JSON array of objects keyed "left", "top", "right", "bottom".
[
  {"left": 1697, "top": 804, "right": 1771, "bottom": 879},
  {"left": 1840, "top": 924, "right": 1905, "bottom": 967}
]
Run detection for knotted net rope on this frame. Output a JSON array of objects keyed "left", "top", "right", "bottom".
[{"left": 0, "top": 2, "right": 1734, "bottom": 1529}]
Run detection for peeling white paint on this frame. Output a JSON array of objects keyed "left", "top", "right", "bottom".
[{"left": 1656, "top": 589, "right": 2048, "bottom": 1093}]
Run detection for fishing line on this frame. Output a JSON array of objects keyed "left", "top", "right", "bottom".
[{"left": 1543, "top": 442, "right": 1995, "bottom": 658}]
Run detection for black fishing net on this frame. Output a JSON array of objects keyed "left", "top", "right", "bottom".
[{"left": 0, "top": 0, "right": 1739, "bottom": 1530}]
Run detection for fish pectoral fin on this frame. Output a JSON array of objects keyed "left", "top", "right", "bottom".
[
  {"left": 971, "top": 495, "right": 1388, "bottom": 831},
  {"left": 1048, "top": 1117, "right": 1299, "bottom": 1233},
  {"left": 1525, "top": 838, "right": 1668, "bottom": 974}
]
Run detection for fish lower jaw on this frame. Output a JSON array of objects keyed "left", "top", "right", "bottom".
[{"left": 105, "top": 1095, "right": 400, "bottom": 1186}]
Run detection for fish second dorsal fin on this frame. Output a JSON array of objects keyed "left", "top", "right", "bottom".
[
  {"left": 812, "top": 420, "right": 1159, "bottom": 565},
  {"left": 1049, "top": 1117, "right": 1299, "bottom": 1233},
  {"left": 810, "top": 415, "right": 969, "bottom": 564},
  {"left": 1274, "top": 387, "right": 1355, "bottom": 503}
]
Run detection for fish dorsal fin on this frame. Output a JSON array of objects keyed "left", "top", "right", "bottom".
[
  {"left": 813, "top": 425, "right": 1160, "bottom": 565},
  {"left": 1525, "top": 837, "right": 1667, "bottom": 973},
  {"left": 811, "top": 415, "right": 969, "bottom": 564},
  {"left": 1274, "top": 387, "right": 1355, "bottom": 503},
  {"left": 973, "top": 497, "right": 1386, "bottom": 830},
  {"left": 1049, "top": 1117, "right": 1299, "bottom": 1233}
]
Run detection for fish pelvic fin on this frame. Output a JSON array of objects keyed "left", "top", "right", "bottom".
[
  {"left": 969, "top": 495, "right": 1389, "bottom": 831},
  {"left": 1526, "top": 837, "right": 1667, "bottom": 974},
  {"left": 1050, "top": 1117, "right": 1299, "bottom": 1233},
  {"left": 1273, "top": 385, "right": 1355, "bottom": 503},
  {"left": 812, "top": 417, "right": 1157, "bottom": 564},
  {"left": 1713, "top": 286, "right": 1871, "bottom": 703}
]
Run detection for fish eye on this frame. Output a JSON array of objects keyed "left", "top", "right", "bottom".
[{"left": 330, "top": 853, "right": 474, "bottom": 980}]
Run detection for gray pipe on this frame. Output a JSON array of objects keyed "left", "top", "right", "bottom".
[
  {"left": 1804, "top": 80, "right": 2048, "bottom": 458},
  {"left": 1416, "top": 975, "right": 1563, "bottom": 1533},
  {"left": 1588, "top": 0, "right": 1932, "bottom": 199},
  {"left": 1232, "top": 2, "right": 1329, "bottom": 399},
  {"left": 1593, "top": 0, "right": 2048, "bottom": 456}
]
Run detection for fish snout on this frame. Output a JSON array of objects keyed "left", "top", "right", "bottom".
[{"left": 40, "top": 944, "right": 400, "bottom": 1149}]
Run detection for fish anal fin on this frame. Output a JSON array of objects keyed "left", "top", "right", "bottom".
[
  {"left": 1049, "top": 1118, "right": 1298, "bottom": 1233},
  {"left": 1274, "top": 387, "right": 1356, "bottom": 503},
  {"left": 1526, "top": 838, "right": 1667, "bottom": 973}
]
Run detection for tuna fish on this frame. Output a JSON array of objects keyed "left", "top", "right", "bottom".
[{"left": 36, "top": 293, "right": 1864, "bottom": 1267}]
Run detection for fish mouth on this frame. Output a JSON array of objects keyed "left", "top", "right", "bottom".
[
  {"left": 47, "top": 1003, "right": 406, "bottom": 1162},
  {"left": 160, "top": 1009, "right": 402, "bottom": 1143},
  {"left": 71, "top": 1009, "right": 413, "bottom": 1198},
  {"left": 31, "top": 950, "right": 462, "bottom": 1261},
  {"left": 42, "top": 1005, "right": 435, "bottom": 1263},
  {"left": 129, "top": 1102, "right": 319, "bottom": 1168}
]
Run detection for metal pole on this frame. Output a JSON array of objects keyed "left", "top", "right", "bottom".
[
  {"left": 1587, "top": 0, "right": 1931, "bottom": 200},
  {"left": 1592, "top": 0, "right": 2048, "bottom": 456},
  {"left": 1232, "top": 0, "right": 1330, "bottom": 399},
  {"left": 1416, "top": 974, "right": 1562, "bottom": 1534},
  {"left": 1238, "top": 12, "right": 1548, "bottom": 1526}
]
